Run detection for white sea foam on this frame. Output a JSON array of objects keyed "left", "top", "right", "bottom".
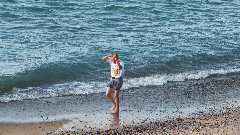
[
  {"left": 0, "top": 67, "right": 240, "bottom": 102},
  {"left": 123, "top": 67, "right": 240, "bottom": 88}
]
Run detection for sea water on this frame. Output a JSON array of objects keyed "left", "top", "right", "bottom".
[{"left": 0, "top": 0, "right": 240, "bottom": 102}]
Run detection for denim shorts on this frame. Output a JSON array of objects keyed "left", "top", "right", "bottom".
[{"left": 107, "top": 77, "right": 123, "bottom": 90}]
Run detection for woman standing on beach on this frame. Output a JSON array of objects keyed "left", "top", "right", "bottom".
[{"left": 101, "top": 53, "right": 124, "bottom": 114}]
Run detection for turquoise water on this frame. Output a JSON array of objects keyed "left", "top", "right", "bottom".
[{"left": 0, "top": 0, "right": 240, "bottom": 102}]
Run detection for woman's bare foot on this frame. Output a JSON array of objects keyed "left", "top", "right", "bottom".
[
  {"left": 110, "top": 108, "right": 119, "bottom": 114},
  {"left": 109, "top": 106, "right": 116, "bottom": 111}
]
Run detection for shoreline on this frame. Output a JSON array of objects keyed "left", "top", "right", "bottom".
[{"left": 0, "top": 72, "right": 240, "bottom": 134}]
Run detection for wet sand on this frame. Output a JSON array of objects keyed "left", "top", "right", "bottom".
[
  {"left": 0, "top": 73, "right": 240, "bottom": 134},
  {"left": 0, "top": 121, "right": 67, "bottom": 135}
]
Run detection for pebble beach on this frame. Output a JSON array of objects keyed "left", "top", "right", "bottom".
[{"left": 68, "top": 108, "right": 240, "bottom": 135}]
